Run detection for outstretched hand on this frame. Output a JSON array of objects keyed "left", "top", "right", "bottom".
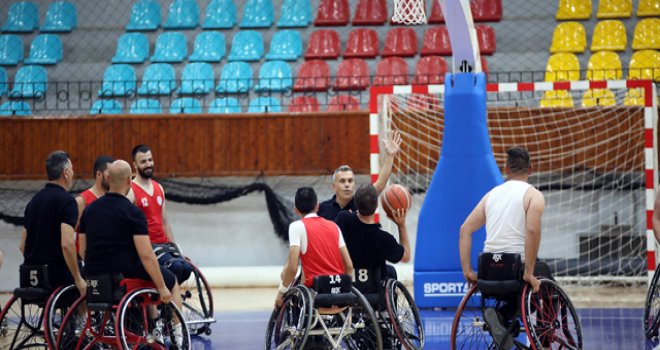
[
  {"left": 524, "top": 273, "right": 541, "bottom": 293},
  {"left": 464, "top": 270, "right": 478, "bottom": 286},
  {"left": 391, "top": 208, "right": 407, "bottom": 226},
  {"left": 384, "top": 131, "right": 402, "bottom": 156}
]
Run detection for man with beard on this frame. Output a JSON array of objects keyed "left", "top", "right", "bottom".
[{"left": 75, "top": 156, "right": 114, "bottom": 238}]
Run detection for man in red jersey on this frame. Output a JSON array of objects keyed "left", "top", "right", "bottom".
[{"left": 75, "top": 156, "right": 114, "bottom": 236}]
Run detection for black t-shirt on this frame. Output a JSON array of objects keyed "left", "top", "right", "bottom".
[
  {"left": 335, "top": 211, "right": 404, "bottom": 272},
  {"left": 79, "top": 192, "right": 149, "bottom": 277},
  {"left": 318, "top": 195, "right": 358, "bottom": 221},
  {"left": 23, "top": 183, "right": 78, "bottom": 274}
]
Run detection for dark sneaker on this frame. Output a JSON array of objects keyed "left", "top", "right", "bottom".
[{"left": 484, "top": 308, "right": 514, "bottom": 349}]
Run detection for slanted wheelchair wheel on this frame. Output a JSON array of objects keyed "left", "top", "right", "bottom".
[
  {"left": 340, "top": 287, "right": 383, "bottom": 350},
  {"left": 56, "top": 295, "right": 101, "bottom": 350},
  {"left": 450, "top": 284, "right": 499, "bottom": 350},
  {"left": 0, "top": 295, "right": 47, "bottom": 350},
  {"left": 264, "top": 286, "right": 313, "bottom": 350},
  {"left": 385, "top": 280, "right": 424, "bottom": 350},
  {"left": 522, "top": 279, "right": 583, "bottom": 350},
  {"left": 645, "top": 268, "right": 660, "bottom": 338},
  {"left": 44, "top": 285, "right": 80, "bottom": 349},
  {"left": 179, "top": 260, "right": 214, "bottom": 335}
]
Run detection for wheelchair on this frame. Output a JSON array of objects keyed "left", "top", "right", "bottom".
[
  {"left": 644, "top": 266, "right": 660, "bottom": 338},
  {"left": 55, "top": 274, "right": 191, "bottom": 350},
  {"left": 0, "top": 264, "right": 80, "bottom": 350},
  {"left": 450, "top": 253, "right": 583, "bottom": 350},
  {"left": 264, "top": 274, "right": 383, "bottom": 350}
]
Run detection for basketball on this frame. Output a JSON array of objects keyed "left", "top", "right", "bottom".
[{"left": 380, "top": 184, "right": 412, "bottom": 219}]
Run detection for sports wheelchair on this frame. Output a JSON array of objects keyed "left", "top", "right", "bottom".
[
  {"left": 645, "top": 265, "right": 660, "bottom": 338},
  {"left": 55, "top": 274, "right": 191, "bottom": 350},
  {"left": 0, "top": 264, "right": 80, "bottom": 350},
  {"left": 265, "top": 274, "right": 383, "bottom": 350},
  {"left": 450, "top": 253, "right": 583, "bottom": 350}
]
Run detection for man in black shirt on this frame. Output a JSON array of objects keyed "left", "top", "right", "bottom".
[{"left": 20, "top": 151, "right": 86, "bottom": 295}]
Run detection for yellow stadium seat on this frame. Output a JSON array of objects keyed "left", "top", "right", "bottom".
[
  {"left": 628, "top": 49, "right": 660, "bottom": 82},
  {"left": 545, "top": 53, "right": 581, "bottom": 82},
  {"left": 582, "top": 89, "right": 616, "bottom": 107},
  {"left": 550, "top": 22, "right": 587, "bottom": 53},
  {"left": 556, "top": 0, "right": 592, "bottom": 19},
  {"left": 596, "top": 0, "right": 632, "bottom": 18},
  {"left": 637, "top": 0, "right": 660, "bottom": 17},
  {"left": 586, "top": 51, "right": 622, "bottom": 80},
  {"left": 540, "top": 90, "right": 575, "bottom": 108},
  {"left": 624, "top": 88, "right": 659, "bottom": 106},
  {"left": 591, "top": 20, "right": 626, "bottom": 51},
  {"left": 632, "top": 18, "right": 660, "bottom": 50}
]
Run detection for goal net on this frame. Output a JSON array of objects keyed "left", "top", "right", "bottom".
[{"left": 372, "top": 80, "right": 658, "bottom": 285}]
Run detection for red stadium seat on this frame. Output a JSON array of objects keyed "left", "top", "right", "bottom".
[
  {"left": 304, "top": 30, "right": 341, "bottom": 59},
  {"left": 294, "top": 60, "right": 331, "bottom": 92},
  {"left": 476, "top": 24, "right": 496, "bottom": 55},
  {"left": 288, "top": 96, "right": 321, "bottom": 112},
  {"left": 353, "top": 0, "right": 387, "bottom": 25},
  {"left": 374, "top": 57, "right": 409, "bottom": 85},
  {"left": 334, "top": 59, "right": 370, "bottom": 90},
  {"left": 472, "top": 0, "right": 502, "bottom": 22},
  {"left": 327, "top": 95, "right": 361, "bottom": 111},
  {"left": 412, "top": 56, "right": 447, "bottom": 84},
  {"left": 481, "top": 57, "right": 489, "bottom": 75},
  {"left": 428, "top": 0, "right": 445, "bottom": 23},
  {"left": 382, "top": 27, "right": 418, "bottom": 57},
  {"left": 314, "top": 0, "right": 350, "bottom": 26},
  {"left": 421, "top": 26, "right": 452, "bottom": 56},
  {"left": 344, "top": 28, "right": 379, "bottom": 58}
]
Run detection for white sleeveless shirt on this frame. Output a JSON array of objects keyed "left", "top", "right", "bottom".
[{"left": 484, "top": 180, "right": 532, "bottom": 258}]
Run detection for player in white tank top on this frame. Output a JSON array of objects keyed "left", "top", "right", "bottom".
[{"left": 484, "top": 180, "right": 532, "bottom": 257}]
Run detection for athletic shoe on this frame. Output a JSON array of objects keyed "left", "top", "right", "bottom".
[
  {"left": 173, "top": 323, "right": 184, "bottom": 349},
  {"left": 484, "top": 308, "right": 514, "bottom": 349},
  {"left": 153, "top": 320, "right": 165, "bottom": 345}
]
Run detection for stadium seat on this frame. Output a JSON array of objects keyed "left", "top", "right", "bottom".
[
  {"left": 314, "top": 0, "right": 350, "bottom": 26},
  {"left": 556, "top": 0, "right": 592, "bottom": 20},
  {"left": 1, "top": 1, "right": 39, "bottom": 32},
  {"left": 591, "top": 20, "right": 626, "bottom": 52},
  {"left": 412, "top": 56, "right": 447, "bottom": 85},
  {"left": 164, "top": 0, "right": 199, "bottom": 29},
  {"left": 255, "top": 61, "right": 293, "bottom": 91},
  {"left": 586, "top": 51, "right": 622, "bottom": 80},
  {"left": 334, "top": 59, "right": 370, "bottom": 91},
  {"left": 216, "top": 61, "right": 253, "bottom": 93},
  {"left": 596, "top": 0, "right": 632, "bottom": 18},
  {"left": 481, "top": 57, "right": 489, "bottom": 75},
  {"left": 352, "top": 0, "right": 387, "bottom": 25},
  {"left": 179, "top": 62, "right": 215, "bottom": 94},
  {"left": 628, "top": 49, "right": 660, "bottom": 82},
  {"left": 624, "top": 88, "right": 657, "bottom": 106},
  {"left": 277, "top": 0, "right": 312, "bottom": 27},
  {"left": 637, "top": 0, "right": 660, "bottom": 17},
  {"left": 126, "top": 0, "right": 161, "bottom": 31},
  {"left": 344, "top": 28, "right": 379, "bottom": 58},
  {"left": 0, "top": 101, "right": 31, "bottom": 116},
  {"left": 151, "top": 32, "right": 187, "bottom": 62},
  {"left": 89, "top": 99, "right": 122, "bottom": 115},
  {"left": 471, "top": 0, "right": 502, "bottom": 22},
  {"left": 582, "top": 89, "right": 616, "bottom": 106},
  {"left": 98, "top": 64, "right": 136, "bottom": 97},
  {"left": 227, "top": 31, "right": 264, "bottom": 61},
  {"left": 373, "top": 57, "right": 409, "bottom": 86},
  {"left": 25, "top": 34, "right": 63, "bottom": 65},
  {"left": 240, "top": 0, "right": 274, "bottom": 28},
  {"left": 428, "top": 0, "right": 445, "bottom": 23},
  {"left": 327, "top": 95, "right": 360, "bottom": 111},
  {"left": 0, "top": 35, "right": 24, "bottom": 66},
  {"left": 293, "top": 60, "right": 330, "bottom": 91},
  {"left": 382, "top": 28, "right": 418, "bottom": 57},
  {"left": 421, "top": 26, "right": 451, "bottom": 56},
  {"left": 209, "top": 97, "right": 241, "bottom": 113},
  {"left": 304, "top": 30, "right": 341, "bottom": 59},
  {"left": 112, "top": 33, "right": 149, "bottom": 64},
  {"left": 129, "top": 98, "right": 162, "bottom": 114},
  {"left": 189, "top": 32, "right": 226, "bottom": 62},
  {"left": 0, "top": 67, "right": 7, "bottom": 96},
  {"left": 137, "top": 63, "right": 177, "bottom": 95},
  {"left": 266, "top": 30, "right": 302, "bottom": 61},
  {"left": 41, "top": 1, "right": 77, "bottom": 32},
  {"left": 476, "top": 25, "right": 496, "bottom": 55},
  {"left": 10, "top": 65, "right": 47, "bottom": 98},
  {"left": 545, "top": 52, "right": 581, "bottom": 82},
  {"left": 288, "top": 96, "right": 321, "bottom": 112},
  {"left": 248, "top": 97, "right": 281, "bottom": 112},
  {"left": 170, "top": 98, "right": 202, "bottom": 114},
  {"left": 202, "top": 0, "right": 237, "bottom": 29},
  {"left": 632, "top": 18, "right": 660, "bottom": 50},
  {"left": 550, "top": 22, "right": 586, "bottom": 53},
  {"left": 539, "top": 90, "right": 574, "bottom": 107}
]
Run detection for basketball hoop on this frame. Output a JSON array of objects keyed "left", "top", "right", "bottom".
[{"left": 392, "top": 0, "right": 427, "bottom": 25}]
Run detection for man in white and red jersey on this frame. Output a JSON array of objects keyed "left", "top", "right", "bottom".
[{"left": 75, "top": 156, "right": 114, "bottom": 237}]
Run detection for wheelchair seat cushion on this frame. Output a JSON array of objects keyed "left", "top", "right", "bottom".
[
  {"left": 477, "top": 252, "right": 523, "bottom": 297},
  {"left": 19, "top": 264, "right": 52, "bottom": 290},
  {"left": 312, "top": 274, "right": 352, "bottom": 294},
  {"left": 13, "top": 287, "right": 51, "bottom": 301},
  {"left": 315, "top": 292, "right": 358, "bottom": 308},
  {"left": 87, "top": 274, "right": 125, "bottom": 305}
]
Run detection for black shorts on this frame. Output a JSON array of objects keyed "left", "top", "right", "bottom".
[{"left": 127, "top": 266, "right": 177, "bottom": 291}]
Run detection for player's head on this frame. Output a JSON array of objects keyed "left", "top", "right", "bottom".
[
  {"left": 131, "top": 144, "right": 154, "bottom": 179},
  {"left": 354, "top": 184, "right": 378, "bottom": 216},
  {"left": 93, "top": 155, "right": 114, "bottom": 191},
  {"left": 506, "top": 147, "right": 531, "bottom": 175},
  {"left": 294, "top": 187, "right": 319, "bottom": 216},
  {"left": 331, "top": 165, "right": 355, "bottom": 202},
  {"left": 46, "top": 150, "right": 74, "bottom": 190},
  {"left": 108, "top": 160, "right": 133, "bottom": 195}
]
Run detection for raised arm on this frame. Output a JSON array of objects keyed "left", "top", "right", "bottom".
[
  {"left": 459, "top": 196, "right": 487, "bottom": 285},
  {"left": 523, "top": 188, "right": 545, "bottom": 292},
  {"left": 373, "top": 131, "right": 402, "bottom": 195},
  {"left": 392, "top": 209, "right": 411, "bottom": 263}
]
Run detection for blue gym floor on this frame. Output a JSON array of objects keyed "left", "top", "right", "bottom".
[{"left": 198, "top": 308, "right": 651, "bottom": 349}]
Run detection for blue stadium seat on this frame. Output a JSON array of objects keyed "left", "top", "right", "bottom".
[
  {"left": 2, "top": 1, "right": 39, "bottom": 33},
  {"left": 0, "top": 67, "right": 7, "bottom": 96},
  {"left": 0, "top": 35, "right": 23, "bottom": 66},
  {"left": 266, "top": 30, "right": 302, "bottom": 61},
  {"left": 164, "top": 0, "right": 199, "bottom": 29},
  {"left": 248, "top": 97, "right": 281, "bottom": 112},
  {"left": 209, "top": 97, "right": 241, "bottom": 113},
  {"left": 255, "top": 61, "right": 292, "bottom": 91},
  {"left": 98, "top": 64, "right": 136, "bottom": 97},
  {"left": 89, "top": 99, "right": 122, "bottom": 115},
  {"left": 137, "top": 63, "right": 176, "bottom": 95},
  {"left": 170, "top": 97, "right": 202, "bottom": 114},
  {"left": 228, "top": 31, "right": 264, "bottom": 61},
  {"left": 0, "top": 101, "right": 31, "bottom": 116},
  {"left": 240, "top": 0, "right": 274, "bottom": 28},
  {"left": 151, "top": 32, "right": 187, "bottom": 62},
  {"left": 277, "top": 0, "right": 312, "bottom": 27},
  {"left": 202, "top": 0, "right": 237, "bottom": 29},
  {"left": 189, "top": 32, "right": 225, "bottom": 62},
  {"left": 10, "top": 65, "right": 47, "bottom": 98},
  {"left": 112, "top": 33, "right": 149, "bottom": 63},
  {"left": 126, "top": 0, "right": 161, "bottom": 31},
  {"left": 41, "top": 1, "right": 77, "bottom": 32},
  {"left": 216, "top": 61, "right": 253, "bottom": 93},
  {"left": 130, "top": 98, "right": 162, "bottom": 114},
  {"left": 25, "top": 34, "right": 63, "bottom": 65},
  {"left": 179, "top": 62, "right": 214, "bottom": 94}
]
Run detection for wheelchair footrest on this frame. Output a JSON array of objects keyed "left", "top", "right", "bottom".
[
  {"left": 13, "top": 287, "right": 50, "bottom": 301},
  {"left": 315, "top": 293, "right": 358, "bottom": 308}
]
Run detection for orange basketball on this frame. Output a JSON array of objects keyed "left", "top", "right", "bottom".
[{"left": 380, "top": 184, "right": 412, "bottom": 219}]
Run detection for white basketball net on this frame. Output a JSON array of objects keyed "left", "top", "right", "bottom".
[{"left": 392, "top": 0, "right": 427, "bottom": 25}]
